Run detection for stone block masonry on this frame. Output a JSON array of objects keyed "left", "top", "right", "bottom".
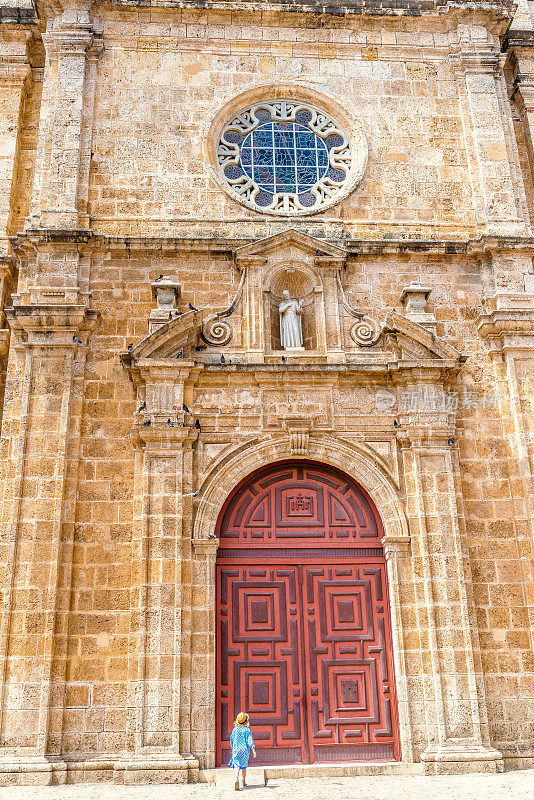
[{"left": 0, "top": 0, "right": 532, "bottom": 785}]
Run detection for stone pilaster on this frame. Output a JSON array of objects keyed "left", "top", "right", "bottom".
[
  {"left": 190, "top": 537, "right": 218, "bottom": 769},
  {"left": 240, "top": 257, "right": 267, "bottom": 360},
  {"left": 477, "top": 293, "right": 534, "bottom": 673},
  {"left": 315, "top": 256, "right": 345, "bottom": 361},
  {"left": 0, "top": 257, "right": 15, "bottom": 422},
  {"left": 0, "top": 26, "right": 32, "bottom": 424},
  {"left": 511, "top": 71, "right": 534, "bottom": 176},
  {"left": 506, "top": 31, "right": 534, "bottom": 221},
  {"left": 0, "top": 26, "right": 32, "bottom": 255},
  {"left": 118, "top": 367, "right": 200, "bottom": 784},
  {"left": 29, "top": 7, "right": 102, "bottom": 230},
  {"left": 382, "top": 535, "right": 414, "bottom": 765},
  {"left": 451, "top": 26, "right": 530, "bottom": 236},
  {"left": 397, "top": 372, "right": 503, "bottom": 774},
  {"left": 0, "top": 297, "right": 98, "bottom": 783}
]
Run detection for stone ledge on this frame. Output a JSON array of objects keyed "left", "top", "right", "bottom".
[
  {"left": 262, "top": 761, "right": 423, "bottom": 779},
  {"left": 0, "top": 4, "right": 37, "bottom": 25},
  {"left": 113, "top": 754, "right": 198, "bottom": 785},
  {"left": 504, "top": 29, "right": 534, "bottom": 49},
  {"left": 11, "top": 229, "right": 534, "bottom": 257},
  {"left": 108, "top": 0, "right": 515, "bottom": 23},
  {"left": 0, "top": 757, "right": 67, "bottom": 787},
  {"left": 421, "top": 744, "right": 505, "bottom": 775}
]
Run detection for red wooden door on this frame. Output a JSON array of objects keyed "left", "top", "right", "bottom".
[{"left": 215, "top": 462, "right": 400, "bottom": 766}]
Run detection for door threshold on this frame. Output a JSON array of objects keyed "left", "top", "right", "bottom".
[
  {"left": 206, "top": 761, "right": 422, "bottom": 784},
  {"left": 263, "top": 761, "right": 423, "bottom": 779}
]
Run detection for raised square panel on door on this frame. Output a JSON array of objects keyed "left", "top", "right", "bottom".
[
  {"left": 216, "top": 563, "right": 306, "bottom": 766},
  {"left": 302, "top": 562, "right": 399, "bottom": 762}
]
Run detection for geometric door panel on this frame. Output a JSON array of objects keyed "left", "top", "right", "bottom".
[
  {"left": 216, "top": 462, "right": 400, "bottom": 766},
  {"left": 217, "top": 565, "right": 307, "bottom": 765},
  {"left": 302, "top": 562, "right": 397, "bottom": 762},
  {"left": 218, "top": 462, "right": 382, "bottom": 550}
]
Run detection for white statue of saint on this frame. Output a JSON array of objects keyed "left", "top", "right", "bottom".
[{"left": 279, "top": 290, "right": 304, "bottom": 350}]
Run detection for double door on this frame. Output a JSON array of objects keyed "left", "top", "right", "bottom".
[{"left": 216, "top": 554, "right": 399, "bottom": 765}]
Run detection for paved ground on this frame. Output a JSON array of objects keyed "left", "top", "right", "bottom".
[{"left": 1, "top": 771, "right": 534, "bottom": 800}]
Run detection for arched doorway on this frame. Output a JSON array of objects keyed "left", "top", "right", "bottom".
[{"left": 215, "top": 461, "right": 400, "bottom": 766}]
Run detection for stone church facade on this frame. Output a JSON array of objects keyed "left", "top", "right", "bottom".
[{"left": 0, "top": 0, "right": 534, "bottom": 785}]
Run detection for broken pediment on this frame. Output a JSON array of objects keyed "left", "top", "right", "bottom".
[
  {"left": 120, "top": 304, "right": 463, "bottom": 375},
  {"left": 382, "top": 312, "right": 463, "bottom": 366},
  {"left": 120, "top": 230, "right": 463, "bottom": 382},
  {"left": 120, "top": 308, "right": 206, "bottom": 364},
  {"left": 119, "top": 283, "right": 465, "bottom": 448}
]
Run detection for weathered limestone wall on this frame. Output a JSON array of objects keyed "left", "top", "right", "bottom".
[
  {"left": 0, "top": 21, "right": 41, "bottom": 423},
  {"left": 88, "top": 9, "right": 475, "bottom": 236},
  {"left": 0, "top": 0, "right": 533, "bottom": 785},
  {"left": 61, "top": 248, "right": 236, "bottom": 757},
  {"left": 41, "top": 243, "right": 529, "bottom": 770},
  {"left": 83, "top": 4, "right": 534, "bottom": 241}
]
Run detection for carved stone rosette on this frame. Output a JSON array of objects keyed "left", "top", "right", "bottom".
[{"left": 215, "top": 100, "right": 367, "bottom": 216}]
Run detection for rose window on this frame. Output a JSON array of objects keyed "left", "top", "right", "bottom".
[{"left": 215, "top": 100, "right": 366, "bottom": 216}]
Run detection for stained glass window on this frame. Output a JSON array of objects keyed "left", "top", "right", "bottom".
[
  {"left": 215, "top": 100, "right": 362, "bottom": 216},
  {"left": 240, "top": 122, "right": 329, "bottom": 196}
]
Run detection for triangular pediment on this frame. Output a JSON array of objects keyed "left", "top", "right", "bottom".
[{"left": 235, "top": 229, "right": 347, "bottom": 261}]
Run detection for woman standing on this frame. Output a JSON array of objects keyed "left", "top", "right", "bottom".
[{"left": 229, "top": 711, "right": 256, "bottom": 790}]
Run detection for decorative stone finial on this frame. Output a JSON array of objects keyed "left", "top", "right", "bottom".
[
  {"left": 149, "top": 278, "right": 181, "bottom": 333},
  {"left": 151, "top": 278, "right": 181, "bottom": 309},
  {"left": 400, "top": 283, "right": 436, "bottom": 333}
]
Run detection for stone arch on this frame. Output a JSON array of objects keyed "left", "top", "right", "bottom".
[
  {"left": 192, "top": 433, "right": 409, "bottom": 545},
  {"left": 214, "top": 459, "right": 402, "bottom": 765}
]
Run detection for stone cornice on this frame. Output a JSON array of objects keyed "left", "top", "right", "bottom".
[
  {"left": 449, "top": 45, "right": 500, "bottom": 75},
  {"left": 503, "top": 29, "right": 534, "bottom": 51},
  {"left": 9, "top": 0, "right": 518, "bottom": 31},
  {"left": 346, "top": 235, "right": 534, "bottom": 255},
  {"left": 382, "top": 534, "right": 411, "bottom": 556},
  {"left": 191, "top": 538, "right": 220, "bottom": 555},
  {"left": 125, "top": 357, "right": 461, "bottom": 379},
  {"left": 0, "top": 4, "right": 38, "bottom": 26},
  {"left": 477, "top": 308, "right": 534, "bottom": 349},
  {"left": 94, "top": 0, "right": 516, "bottom": 26},
  {"left": 5, "top": 303, "right": 100, "bottom": 345},
  {"left": 477, "top": 293, "right": 534, "bottom": 352},
  {"left": 11, "top": 229, "right": 534, "bottom": 257},
  {"left": 131, "top": 423, "right": 199, "bottom": 449},
  {"left": 395, "top": 420, "right": 457, "bottom": 448}
]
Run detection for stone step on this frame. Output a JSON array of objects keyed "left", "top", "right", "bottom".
[
  {"left": 208, "top": 761, "right": 423, "bottom": 785},
  {"left": 264, "top": 761, "right": 424, "bottom": 780}
]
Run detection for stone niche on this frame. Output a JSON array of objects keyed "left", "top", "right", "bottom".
[{"left": 265, "top": 263, "right": 319, "bottom": 352}]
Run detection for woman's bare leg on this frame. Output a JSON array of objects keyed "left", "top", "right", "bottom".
[{"left": 242, "top": 768, "right": 247, "bottom": 783}]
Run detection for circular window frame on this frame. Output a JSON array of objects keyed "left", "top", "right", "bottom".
[{"left": 210, "top": 97, "right": 368, "bottom": 217}]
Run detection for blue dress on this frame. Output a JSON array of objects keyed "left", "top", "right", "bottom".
[{"left": 229, "top": 725, "right": 255, "bottom": 768}]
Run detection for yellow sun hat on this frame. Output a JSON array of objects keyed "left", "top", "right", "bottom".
[{"left": 236, "top": 712, "right": 249, "bottom": 725}]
